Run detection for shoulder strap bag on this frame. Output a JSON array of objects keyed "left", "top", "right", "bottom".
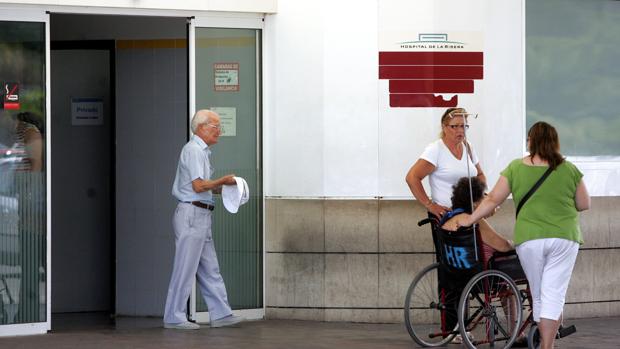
[{"left": 515, "top": 166, "right": 553, "bottom": 218}]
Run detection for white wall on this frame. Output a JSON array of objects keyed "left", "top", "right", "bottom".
[
  {"left": 264, "top": 0, "right": 326, "bottom": 197},
  {"left": 323, "top": 1, "right": 379, "bottom": 197},
  {"left": 265, "top": 0, "right": 524, "bottom": 198}
]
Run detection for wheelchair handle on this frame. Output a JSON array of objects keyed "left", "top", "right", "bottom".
[
  {"left": 417, "top": 218, "right": 432, "bottom": 227},
  {"left": 558, "top": 325, "right": 577, "bottom": 338}
]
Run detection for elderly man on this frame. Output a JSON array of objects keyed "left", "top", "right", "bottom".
[{"left": 163, "top": 109, "right": 243, "bottom": 330}]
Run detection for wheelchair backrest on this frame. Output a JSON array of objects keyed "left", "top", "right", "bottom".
[{"left": 433, "top": 225, "right": 484, "bottom": 277}]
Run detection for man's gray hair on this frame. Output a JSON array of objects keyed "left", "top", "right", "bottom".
[{"left": 190, "top": 109, "right": 218, "bottom": 134}]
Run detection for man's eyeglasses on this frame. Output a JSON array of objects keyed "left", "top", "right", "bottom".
[
  {"left": 447, "top": 124, "right": 470, "bottom": 130},
  {"left": 206, "top": 124, "right": 223, "bottom": 132}
]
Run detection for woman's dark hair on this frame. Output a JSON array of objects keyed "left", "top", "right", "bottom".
[
  {"left": 16, "top": 111, "right": 44, "bottom": 134},
  {"left": 440, "top": 107, "right": 466, "bottom": 125},
  {"left": 527, "top": 121, "right": 563, "bottom": 170},
  {"left": 451, "top": 177, "right": 486, "bottom": 214}
]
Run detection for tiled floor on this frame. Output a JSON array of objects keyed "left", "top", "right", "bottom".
[{"left": 2, "top": 314, "right": 618, "bottom": 348}]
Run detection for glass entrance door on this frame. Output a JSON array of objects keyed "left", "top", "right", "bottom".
[
  {"left": 0, "top": 9, "right": 50, "bottom": 336},
  {"left": 189, "top": 17, "right": 264, "bottom": 322}
]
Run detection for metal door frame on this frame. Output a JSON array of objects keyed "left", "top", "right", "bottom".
[
  {"left": 188, "top": 15, "right": 265, "bottom": 323},
  {"left": 0, "top": 7, "right": 51, "bottom": 337}
]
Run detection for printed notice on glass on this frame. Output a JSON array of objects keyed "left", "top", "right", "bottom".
[
  {"left": 213, "top": 63, "right": 239, "bottom": 92},
  {"left": 71, "top": 98, "right": 104, "bottom": 126},
  {"left": 211, "top": 107, "right": 236, "bottom": 137},
  {"left": 2, "top": 82, "right": 20, "bottom": 110}
]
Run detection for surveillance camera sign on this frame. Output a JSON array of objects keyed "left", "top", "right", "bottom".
[{"left": 213, "top": 63, "right": 239, "bottom": 92}]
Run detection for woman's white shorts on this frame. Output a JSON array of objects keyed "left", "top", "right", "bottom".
[{"left": 516, "top": 238, "right": 579, "bottom": 322}]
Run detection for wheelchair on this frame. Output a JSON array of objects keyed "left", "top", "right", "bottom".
[{"left": 403, "top": 215, "right": 569, "bottom": 349}]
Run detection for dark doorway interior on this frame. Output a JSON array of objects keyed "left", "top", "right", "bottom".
[
  {"left": 48, "top": 14, "right": 189, "bottom": 328},
  {"left": 50, "top": 40, "right": 115, "bottom": 317}
]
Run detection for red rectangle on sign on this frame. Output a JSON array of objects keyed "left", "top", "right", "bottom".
[
  {"left": 390, "top": 94, "right": 458, "bottom": 108},
  {"left": 379, "top": 52, "right": 483, "bottom": 66},
  {"left": 3, "top": 102, "right": 20, "bottom": 110},
  {"left": 389, "top": 80, "right": 474, "bottom": 93},
  {"left": 379, "top": 66, "right": 483, "bottom": 79}
]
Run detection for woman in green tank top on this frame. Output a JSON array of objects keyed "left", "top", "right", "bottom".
[{"left": 455, "top": 122, "right": 590, "bottom": 349}]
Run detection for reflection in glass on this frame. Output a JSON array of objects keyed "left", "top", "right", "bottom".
[
  {"left": 0, "top": 21, "right": 46, "bottom": 324},
  {"left": 526, "top": 0, "right": 620, "bottom": 156},
  {"left": 194, "top": 27, "right": 263, "bottom": 313}
]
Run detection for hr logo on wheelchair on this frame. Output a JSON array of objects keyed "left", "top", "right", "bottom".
[{"left": 443, "top": 245, "right": 471, "bottom": 269}]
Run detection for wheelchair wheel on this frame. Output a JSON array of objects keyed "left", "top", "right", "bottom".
[
  {"left": 404, "top": 263, "right": 457, "bottom": 347},
  {"left": 457, "top": 270, "right": 522, "bottom": 349},
  {"left": 527, "top": 324, "right": 540, "bottom": 349}
]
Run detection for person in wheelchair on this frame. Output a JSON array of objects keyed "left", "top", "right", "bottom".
[
  {"left": 440, "top": 176, "right": 513, "bottom": 253},
  {"left": 437, "top": 176, "right": 514, "bottom": 344}
]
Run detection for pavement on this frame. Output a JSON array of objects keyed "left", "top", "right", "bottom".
[{"left": 1, "top": 314, "right": 617, "bottom": 348}]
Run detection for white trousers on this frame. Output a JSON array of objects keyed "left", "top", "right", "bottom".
[
  {"left": 163, "top": 202, "right": 232, "bottom": 324},
  {"left": 516, "top": 238, "right": 579, "bottom": 322}
]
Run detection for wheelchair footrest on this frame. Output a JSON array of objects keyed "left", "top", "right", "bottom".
[{"left": 557, "top": 325, "right": 576, "bottom": 338}]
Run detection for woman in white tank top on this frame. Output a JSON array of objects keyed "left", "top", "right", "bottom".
[{"left": 405, "top": 107, "right": 486, "bottom": 218}]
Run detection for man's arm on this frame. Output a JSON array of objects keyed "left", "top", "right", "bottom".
[{"left": 191, "top": 174, "right": 236, "bottom": 193}]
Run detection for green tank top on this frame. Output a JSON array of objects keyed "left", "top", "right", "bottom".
[{"left": 500, "top": 159, "right": 583, "bottom": 245}]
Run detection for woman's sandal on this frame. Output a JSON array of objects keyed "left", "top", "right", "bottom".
[{"left": 512, "top": 335, "right": 529, "bottom": 347}]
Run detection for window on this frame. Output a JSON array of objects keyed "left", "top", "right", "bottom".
[
  {"left": 526, "top": 0, "right": 620, "bottom": 157},
  {"left": 0, "top": 20, "right": 46, "bottom": 324}
]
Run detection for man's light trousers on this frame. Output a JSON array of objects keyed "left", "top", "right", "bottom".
[{"left": 164, "top": 202, "right": 232, "bottom": 324}]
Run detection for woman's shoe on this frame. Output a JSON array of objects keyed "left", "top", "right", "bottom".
[
  {"left": 451, "top": 331, "right": 473, "bottom": 344},
  {"left": 512, "top": 335, "right": 529, "bottom": 347}
]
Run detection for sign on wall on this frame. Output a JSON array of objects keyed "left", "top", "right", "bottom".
[
  {"left": 211, "top": 107, "right": 236, "bottom": 136},
  {"left": 213, "top": 63, "right": 239, "bottom": 92},
  {"left": 374, "top": 0, "right": 523, "bottom": 198},
  {"left": 379, "top": 32, "right": 484, "bottom": 108},
  {"left": 71, "top": 97, "right": 103, "bottom": 126}
]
